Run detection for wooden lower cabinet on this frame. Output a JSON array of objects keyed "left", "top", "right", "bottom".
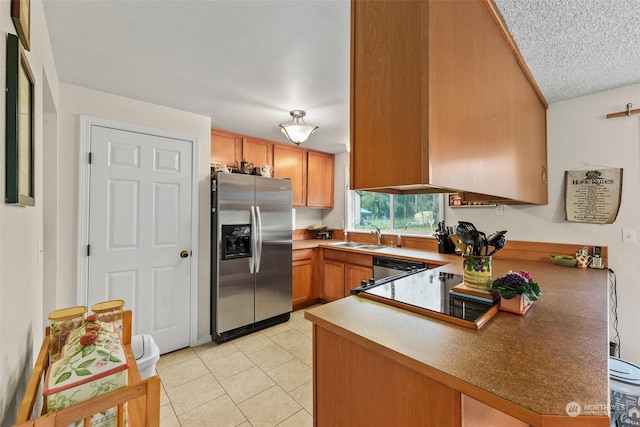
[
  {"left": 313, "top": 326, "right": 541, "bottom": 427},
  {"left": 321, "top": 258, "right": 345, "bottom": 302},
  {"left": 461, "top": 395, "right": 527, "bottom": 427},
  {"left": 314, "top": 326, "right": 462, "bottom": 426},
  {"left": 344, "top": 262, "right": 372, "bottom": 296},
  {"left": 322, "top": 249, "right": 372, "bottom": 302},
  {"left": 292, "top": 249, "right": 319, "bottom": 310}
]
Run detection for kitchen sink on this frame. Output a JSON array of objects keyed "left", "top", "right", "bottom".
[
  {"left": 328, "top": 241, "right": 367, "bottom": 248},
  {"left": 327, "top": 242, "right": 387, "bottom": 250},
  {"left": 356, "top": 244, "right": 387, "bottom": 250}
]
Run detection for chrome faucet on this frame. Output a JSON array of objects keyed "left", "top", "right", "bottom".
[{"left": 371, "top": 225, "right": 382, "bottom": 245}]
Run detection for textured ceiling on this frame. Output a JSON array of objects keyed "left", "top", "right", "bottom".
[
  {"left": 42, "top": 0, "right": 640, "bottom": 154},
  {"left": 494, "top": 0, "right": 640, "bottom": 104}
]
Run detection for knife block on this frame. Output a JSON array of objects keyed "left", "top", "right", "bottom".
[{"left": 438, "top": 236, "right": 457, "bottom": 254}]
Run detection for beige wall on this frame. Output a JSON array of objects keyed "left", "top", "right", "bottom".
[
  {"left": 322, "top": 151, "right": 349, "bottom": 230},
  {"left": 0, "top": 0, "right": 60, "bottom": 422}
]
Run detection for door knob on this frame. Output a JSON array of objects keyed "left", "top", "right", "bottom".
[{"left": 180, "top": 250, "right": 190, "bottom": 258}]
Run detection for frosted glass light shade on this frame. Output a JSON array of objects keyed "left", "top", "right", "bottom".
[{"left": 279, "top": 110, "right": 318, "bottom": 145}]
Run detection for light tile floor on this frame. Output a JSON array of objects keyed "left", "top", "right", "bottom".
[{"left": 157, "top": 308, "right": 314, "bottom": 426}]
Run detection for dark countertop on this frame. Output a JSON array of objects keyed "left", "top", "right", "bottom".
[{"left": 305, "top": 257, "right": 610, "bottom": 422}]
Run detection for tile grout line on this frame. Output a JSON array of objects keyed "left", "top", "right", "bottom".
[{"left": 158, "top": 308, "right": 316, "bottom": 426}]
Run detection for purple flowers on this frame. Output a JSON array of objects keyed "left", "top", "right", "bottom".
[{"left": 490, "top": 270, "right": 542, "bottom": 301}]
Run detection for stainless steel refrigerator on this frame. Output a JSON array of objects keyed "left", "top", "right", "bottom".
[{"left": 211, "top": 173, "right": 292, "bottom": 343}]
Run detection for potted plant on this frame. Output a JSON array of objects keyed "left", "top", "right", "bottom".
[{"left": 489, "top": 270, "right": 542, "bottom": 314}]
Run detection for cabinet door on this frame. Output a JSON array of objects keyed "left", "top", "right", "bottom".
[
  {"left": 211, "top": 129, "right": 242, "bottom": 167},
  {"left": 293, "top": 259, "right": 313, "bottom": 307},
  {"left": 351, "top": 1, "right": 548, "bottom": 204},
  {"left": 293, "top": 249, "right": 315, "bottom": 309},
  {"left": 273, "top": 144, "right": 307, "bottom": 207},
  {"left": 345, "top": 263, "right": 373, "bottom": 297},
  {"left": 351, "top": 0, "right": 426, "bottom": 191},
  {"left": 307, "top": 151, "right": 335, "bottom": 208},
  {"left": 323, "top": 259, "right": 345, "bottom": 302},
  {"left": 242, "top": 137, "right": 273, "bottom": 169},
  {"left": 428, "top": 1, "right": 547, "bottom": 204},
  {"left": 461, "top": 395, "right": 528, "bottom": 427},
  {"left": 314, "top": 327, "right": 462, "bottom": 427}
]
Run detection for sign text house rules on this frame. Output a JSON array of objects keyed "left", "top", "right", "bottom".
[{"left": 564, "top": 169, "right": 623, "bottom": 224}]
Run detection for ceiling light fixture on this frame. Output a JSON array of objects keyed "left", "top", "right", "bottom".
[{"left": 279, "top": 110, "right": 318, "bottom": 146}]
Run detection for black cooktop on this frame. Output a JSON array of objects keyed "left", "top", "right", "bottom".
[{"left": 351, "top": 269, "right": 499, "bottom": 329}]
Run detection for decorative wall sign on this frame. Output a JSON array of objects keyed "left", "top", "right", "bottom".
[
  {"left": 564, "top": 168, "right": 622, "bottom": 224},
  {"left": 11, "top": 0, "right": 31, "bottom": 51},
  {"left": 5, "top": 33, "right": 35, "bottom": 206}
]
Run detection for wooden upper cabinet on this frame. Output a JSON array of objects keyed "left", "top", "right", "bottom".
[
  {"left": 306, "top": 151, "right": 334, "bottom": 208},
  {"left": 211, "top": 128, "right": 335, "bottom": 208},
  {"left": 211, "top": 129, "right": 241, "bottom": 167},
  {"left": 273, "top": 144, "right": 307, "bottom": 207},
  {"left": 242, "top": 137, "right": 273, "bottom": 169},
  {"left": 350, "top": 0, "right": 548, "bottom": 204}
]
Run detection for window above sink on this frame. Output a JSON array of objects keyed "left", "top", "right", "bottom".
[{"left": 349, "top": 191, "right": 445, "bottom": 234}]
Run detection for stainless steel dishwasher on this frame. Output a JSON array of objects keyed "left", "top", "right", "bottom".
[{"left": 373, "top": 256, "right": 426, "bottom": 280}]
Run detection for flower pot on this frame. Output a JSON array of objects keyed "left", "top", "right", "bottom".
[
  {"left": 462, "top": 255, "right": 492, "bottom": 290},
  {"left": 499, "top": 294, "right": 532, "bottom": 315}
]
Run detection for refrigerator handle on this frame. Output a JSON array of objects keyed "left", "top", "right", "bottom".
[
  {"left": 255, "top": 206, "right": 263, "bottom": 273},
  {"left": 249, "top": 206, "right": 256, "bottom": 273}
]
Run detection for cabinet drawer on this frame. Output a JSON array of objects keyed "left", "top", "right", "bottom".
[
  {"left": 347, "top": 253, "right": 373, "bottom": 267},
  {"left": 293, "top": 248, "right": 314, "bottom": 262},
  {"left": 323, "top": 248, "right": 346, "bottom": 262}
]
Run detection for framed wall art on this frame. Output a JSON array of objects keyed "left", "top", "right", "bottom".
[
  {"left": 11, "top": 0, "right": 31, "bottom": 51},
  {"left": 5, "top": 33, "right": 35, "bottom": 206}
]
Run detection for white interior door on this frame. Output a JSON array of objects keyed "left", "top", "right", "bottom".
[{"left": 87, "top": 125, "right": 192, "bottom": 354}]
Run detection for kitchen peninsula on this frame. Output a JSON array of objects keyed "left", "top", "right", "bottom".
[{"left": 305, "top": 258, "right": 610, "bottom": 426}]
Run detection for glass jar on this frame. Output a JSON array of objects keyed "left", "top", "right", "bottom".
[
  {"left": 91, "top": 299, "right": 125, "bottom": 332},
  {"left": 48, "top": 306, "right": 87, "bottom": 363},
  {"left": 462, "top": 254, "right": 492, "bottom": 289}
]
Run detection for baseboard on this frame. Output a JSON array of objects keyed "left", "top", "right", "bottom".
[{"left": 196, "top": 335, "right": 212, "bottom": 346}]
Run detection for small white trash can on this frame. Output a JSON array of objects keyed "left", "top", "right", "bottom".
[
  {"left": 610, "top": 356, "right": 640, "bottom": 427},
  {"left": 131, "top": 334, "right": 160, "bottom": 380}
]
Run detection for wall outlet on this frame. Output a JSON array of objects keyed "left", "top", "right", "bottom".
[
  {"left": 495, "top": 205, "right": 504, "bottom": 216},
  {"left": 622, "top": 229, "right": 637, "bottom": 244}
]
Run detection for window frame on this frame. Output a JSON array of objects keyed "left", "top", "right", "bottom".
[{"left": 348, "top": 189, "right": 445, "bottom": 235}]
